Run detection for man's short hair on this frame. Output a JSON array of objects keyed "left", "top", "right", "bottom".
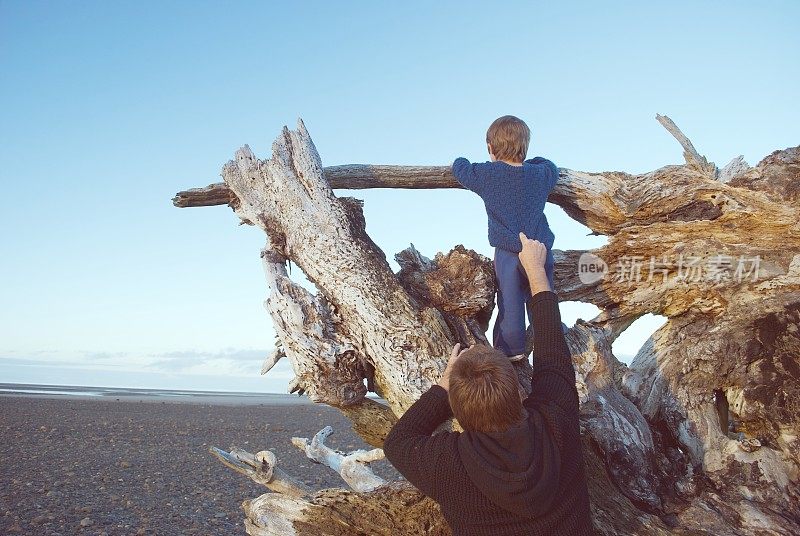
[
  {"left": 448, "top": 345, "right": 523, "bottom": 433},
  {"left": 486, "top": 115, "right": 531, "bottom": 163}
]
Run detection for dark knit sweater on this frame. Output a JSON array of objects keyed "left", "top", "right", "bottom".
[
  {"left": 383, "top": 291, "right": 593, "bottom": 536},
  {"left": 452, "top": 157, "right": 558, "bottom": 253}
]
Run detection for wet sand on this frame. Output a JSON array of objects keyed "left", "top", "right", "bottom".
[{"left": 0, "top": 394, "right": 397, "bottom": 535}]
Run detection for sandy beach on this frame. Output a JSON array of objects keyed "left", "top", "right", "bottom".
[{"left": 0, "top": 390, "right": 398, "bottom": 535}]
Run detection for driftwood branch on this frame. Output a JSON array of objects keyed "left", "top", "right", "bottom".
[
  {"left": 655, "top": 113, "right": 717, "bottom": 176},
  {"left": 209, "top": 446, "right": 311, "bottom": 498},
  {"left": 172, "top": 165, "right": 459, "bottom": 208},
  {"left": 291, "top": 426, "right": 386, "bottom": 492},
  {"left": 260, "top": 344, "right": 285, "bottom": 375}
]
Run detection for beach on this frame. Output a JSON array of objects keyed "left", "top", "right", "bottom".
[{"left": 0, "top": 389, "right": 398, "bottom": 535}]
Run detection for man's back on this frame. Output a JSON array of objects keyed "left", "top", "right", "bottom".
[{"left": 383, "top": 291, "right": 593, "bottom": 535}]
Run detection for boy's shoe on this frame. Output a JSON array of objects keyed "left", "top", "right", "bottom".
[{"left": 509, "top": 353, "right": 528, "bottom": 362}]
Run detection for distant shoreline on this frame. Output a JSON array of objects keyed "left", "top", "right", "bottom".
[
  {"left": 0, "top": 382, "right": 312, "bottom": 406},
  {"left": 0, "top": 382, "right": 388, "bottom": 407}
]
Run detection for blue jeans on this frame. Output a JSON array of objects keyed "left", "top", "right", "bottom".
[{"left": 493, "top": 246, "right": 555, "bottom": 356}]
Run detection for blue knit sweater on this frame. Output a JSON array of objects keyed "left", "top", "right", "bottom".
[{"left": 452, "top": 157, "right": 559, "bottom": 253}]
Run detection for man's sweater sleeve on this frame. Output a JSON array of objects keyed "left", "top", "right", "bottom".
[
  {"left": 452, "top": 157, "right": 486, "bottom": 196},
  {"left": 383, "top": 385, "right": 455, "bottom": 500},
  {"left": 524, "top": 291, "right": 579, "bottom": 416}
]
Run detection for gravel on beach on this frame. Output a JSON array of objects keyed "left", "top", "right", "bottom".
[{"left": 0, "top": 395, "right": 398, "bottom": 535}]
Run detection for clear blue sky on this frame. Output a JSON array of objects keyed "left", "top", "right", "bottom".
[{"left": 1, "top": 1, "right": 797, "bottom": 392}]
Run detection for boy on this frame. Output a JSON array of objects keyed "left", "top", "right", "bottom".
[{"left": 452, "top": 115, "right": 559, "bottom": 359}]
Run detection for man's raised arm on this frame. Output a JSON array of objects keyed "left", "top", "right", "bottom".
[{"left": 518, "top": 233, "right": 579, "bottom": 415}]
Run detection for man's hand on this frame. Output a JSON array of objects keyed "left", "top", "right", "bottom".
[
  {"left": 518, "top": 232, "right": 552, "bottom": 295},
  {"left": 437, "top": 343, "right": 472, "bottom": 392}
]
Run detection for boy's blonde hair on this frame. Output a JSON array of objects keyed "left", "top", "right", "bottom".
[
  {"left": 448, "top": 345, "right": 523, "bottom": 433},
  {"left": 486, "top": 115, "right": 530, "bottom": 163}
]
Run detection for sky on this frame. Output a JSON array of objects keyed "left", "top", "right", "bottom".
[{"left": 0, "top": 1, "right": 797, "bottom": 392}]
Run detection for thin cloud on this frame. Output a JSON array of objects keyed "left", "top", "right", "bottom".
[
  {"left": 0, "top": 347, "right": 279, "bottom": 379},
  {"left": 155, "top": 348, "right": 267, "bottom": 361}
]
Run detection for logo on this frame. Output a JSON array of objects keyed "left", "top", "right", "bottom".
[{"left": 578, "top": 252, "right": 608, "bottom": 284}]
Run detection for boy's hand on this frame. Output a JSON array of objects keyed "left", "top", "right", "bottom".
[
  {"left": 437, "top": 343, "right": 472, "bottom": 392},
  {"left": 518, "top": 232, "right": 551, "bottom": 294}
]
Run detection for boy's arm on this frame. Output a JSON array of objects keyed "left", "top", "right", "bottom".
[
  {"left": 524, "top": 156, "right": 560, "bottom": 191},
  {"left": 452, "top": 157, "right": 486, "bottom": 196},
  {"left": 382, "top": 385, "right": 455, "bottom": 500}
]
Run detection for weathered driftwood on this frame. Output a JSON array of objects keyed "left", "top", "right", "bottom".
[
  {"left": 291, "top": 426, "right": 386, "bottom": 493},
  {"left": 177, "top": 117, "right": 800, "bottom": 535},
  {"left": 209, "top": 446, "right": 311, "bottom": 499},
  {"left": 212, "top": 443, "right": 445, "bottom": 536},
  {"left": 172, "top": 165, "right": 460, "bottom": 208}
]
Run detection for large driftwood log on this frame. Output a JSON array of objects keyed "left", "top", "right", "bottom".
[{"left": 176, "top": 117, "right": 800, "bottom": 535}]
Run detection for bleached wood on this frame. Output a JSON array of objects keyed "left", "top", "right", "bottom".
[
  {"left": 291, "top": 426, "right": 386, "bottom": 492},
  {"left": 656, "top": 113, "right": 717, "bottom": 176},
  {"left": 209, "top": 446, "right": 310, "bottom": 498},
  {"left": 243, "top": 482, "right": 449, "bottom": 536},
  {"left": 258, "top": 241, "right": 368, "bottom": 405},
  {"left": 171, "top": 165, "right": 460, "bottom": 208},
  {"left": 260, "top": 345, "right": 284, "bottom": 375},
  {"left": 223, "top": 124, "right": 456, "bottom": 417},
  {"left": 718, "top": 155, "right": 751, "bottom": 183}
]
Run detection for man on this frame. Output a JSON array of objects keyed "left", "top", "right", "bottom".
[{"left": 383, "top": 233, "right": 593, "bottom": 535}]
